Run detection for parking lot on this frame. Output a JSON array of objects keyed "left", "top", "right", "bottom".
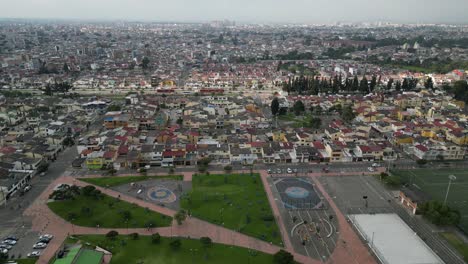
[{"left": 1, "top": 231, "right": 54, "bottom": 260}]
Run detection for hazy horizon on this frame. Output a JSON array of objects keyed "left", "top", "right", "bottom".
[{"left": 1, "top": 0, "right": 468, "bottom": 25}]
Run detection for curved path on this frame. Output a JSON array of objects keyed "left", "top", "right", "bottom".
[
  {"left": 25, "top": 175, "right": 315, "bottom": 264},
  {"left": 24, "top": 170, "right": 375, "bottom": 264}
]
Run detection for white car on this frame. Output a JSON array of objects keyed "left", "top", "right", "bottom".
[
  {"left": 0, "top": 244, "right": 12, "bottom": 249},
  {"left": 3, "top": 240, "right": 16, "bottom": 245},
  {"left": 39, "top": 234, "right": 54, "bottom": 240},
  {"left": 287, "top": 168, "right": 293, "bottom": 174},
  {"left": 27, "top": 251, "right": 41, "bottom": 258},
  {"left": 367, "top": 167, "right": 375, "bottom": 172},
  {"left": 1, "top": 248, "right": 8, "bottom": 254},
  {"left": 372, "top": 163, "right": 379, "bottom": 167},
  {"left": 33, "top": 242, "right": 47, "bottom": 249}
]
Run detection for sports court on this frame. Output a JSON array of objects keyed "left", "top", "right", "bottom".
[
  {"left": 350, "top": 213, "right": 444, "bottom": 264},
  {"left": 270, "top": 177, "right": 338, "bottom": 261},
  {"left": 392, "top": 168, "right": 468, "bottom": 232}
]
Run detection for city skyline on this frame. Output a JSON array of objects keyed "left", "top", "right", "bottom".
[{"left": 1, "top": 0, "right": 468, "bottom": 24}]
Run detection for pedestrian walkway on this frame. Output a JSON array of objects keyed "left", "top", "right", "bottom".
[
  {"left": 24, "top": 170, "right": 377, "bottom": 264},
  {"left": 25, "top": 175, "right": 316, "bottom": 264}
]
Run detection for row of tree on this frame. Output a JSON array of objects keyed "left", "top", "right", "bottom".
[{"left": 281, "top": 75, "right": 424, "bottom": 95}]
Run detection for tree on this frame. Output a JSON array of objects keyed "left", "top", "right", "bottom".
[
  {"left": 387, "top": 78, "right": 394, "bottom": 90},
  {"left": 200, "top": 237, "right": 212, "bottom": 248},
  {"left": 141, "top": 57, "right": 150, "bottom": 69},
  {"left": 425, "top": 77, "right": 434, "bottom": 90},
  {"left": 273, "top": 249, "right": 294, "bottom": 264},
  {"left": 418, "top": 200, "right": 461, "bottom": 226},
  {"left": 359, "top": 76, "right": 369, "bottom": 93},
  {"left": 395, "top": 80, "right": 402, "bottom": 92},
  {"left": 341, "top": 105, "right": 355, "bottom": 123},
  {"left": 309, "top": 117, "right": 322, "bottom": 129},
  {"left": 293, "top": 100, "right": 305, "bottom": 116},
  {"left": 402, "top": 78, "right": 409, "bottom": 91},
  {"left": 169, "top": 239, "right": 182, "bottom": 250},
  {"left": 63, "top": 137, "right": 75, "bottom": 147},
  {"left": 176, "top": 118, "right": 183, "bottom": 126},
  {"left": 82, "top": 185, "right": 96, "bottom": 196},
  {"left": 416, "top": 159, "right": 427, "bottom": 166},
  {"left": 271, "top": 97, "right": 279, "bottom": 116},
  {"left": 151, "top": 233, "right": 161, "bottom": 244},
  {"left": 175, "top": 209, "right": 187, "bottom": 225},
  {"left": 452, "top": 80, "right": 468, "bottom": 103},
  {"left": 106, "top": 230, "right": 119, "bottom": 240},
  {"left": 107, "top": 105, "right": 122, "bottom": 111},
  {"left": 121, "top": 210, "right": 132, "bottom": 221},
  {"left": 223, "top": 165, "right": 233, "bottom": 173},
  {"left": 130, "top": 233, "right": 139, "bottom": 240},
  {"left": 37, "top": 162, "right": 49, "bottom": 173},
  {"left": 370, "top": 75, "right": 377, "bottom": 92}
]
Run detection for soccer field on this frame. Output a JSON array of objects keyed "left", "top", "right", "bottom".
[{"left": 392, "top": 169, "right": 468, "bottom": 233}]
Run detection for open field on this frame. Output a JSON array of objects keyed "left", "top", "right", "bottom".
[
  {"left": 392, "top": 168, "right": 468, "bottom": 232},
  {"left": 441, "top": 232, "right": 468, "bottom": 261},
  {"left": 70, "top": 235, "right": 274, "bottom": 264},
  {"left": 48, "top": 192, "right": 172, "bottom": 228},
  {"left": 81, "top": 175, "right": 183, "bottom": 187},
  {"left": 180, "top": 173, "right": 282, "bottom": 245}
]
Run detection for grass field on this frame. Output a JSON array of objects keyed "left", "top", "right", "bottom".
[
  {"left": 48, "top": 192, "right": 172, "bottom": 228},
  {"left": 181, "top": 173, "right": 282, "bottom": 245},
  {"left": 16, "top": 259, "right": 37, "bottom": 264},
  {"left": 70, "top": 235, "right": 274, "bottom": 264},
  {"left": 392, "top": 168, "right": 468, "bottom": 232},
  {"left": 441, "top": 232, "right": 468, "bottom": 261},
  {"left": 80, "top": 175, "right": 183, "bottom": 187}
]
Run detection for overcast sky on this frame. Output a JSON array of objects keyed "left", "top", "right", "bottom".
[{"left": 2, "top": 0, "right": 468, "bottom": 24}]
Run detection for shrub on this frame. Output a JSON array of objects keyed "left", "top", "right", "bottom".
[
  {"left": 273, "top": 249, "right": 294, "bottom": 264},
  {"left": 106, "top": 230, "right": 119, "bottom": 240},
  {"left": 200, "top": 236, "right": 212, "bottom": 248},
  {"left": 151, "top": 233, "right": 161, "bottom": 244},
  {"left": 169, "top": 239, "right": 181, "bottom": 250},
  {"left": 130, "top": 233, "right": 139, "bottom": 240}
]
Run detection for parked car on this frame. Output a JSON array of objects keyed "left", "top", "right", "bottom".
[
  {"left": 33, "top": 242, "right": 47, "bottom": 249},
  {"left": 27, "top": 251, "right": 41, "bottom": 258},
  {"left": 368, "top": 167, "right": 375, "bottom": 172},
  {"left": 2, "top": 240, "right": 17, "bottom": 245},
  {"left": 287, "top": 168, "right": 292, "bottom": 174},
  {"left": 4, "top": 235, "right": 17, "bottom": 241},
  {"left": 23, "top": 185, "right": 32, "bottom": 192},
  {"left": 372, "top": 163, "right": 379, "bottom": 167},
  {"left": 276, "top": 168, "right": 281, "bottom": 173},
  {"left": 0, "top": 244, "right": 12, "bottom": 249},
  {"left": 1, "top": 248, "right": 8, "bottom": 254},
  {"left": 293, "top": 168, "right": 298, "bottom": 173},
  {"left": 267, "top": 169, "right": 272, "bottom": 174},
  {"left": 38, "top": 237, "right": 51, "bottom": 243},
  {"left": 39, "top": 234, "right": 54, "bottom": 240}
]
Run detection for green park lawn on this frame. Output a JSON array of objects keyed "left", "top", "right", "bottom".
[
  {"left": 70, "top": 235, "right": 273, "bottom": 264},
  {"left": 80, "top": 175, "right": 183, "bottom": 187},
  {"left": 441, "top": 232, "right": 468, "bottom": 261},
  {"left": 48, "top": 192, "right": 172, "bottom": 228},
  {"left": 180, "top": 173, "right": 282, "bottom": 245},
  {"left": 16, "top": 259, "right": 37, "bottom": 264},
  {"left": 392, "top": 168, "right": 468, "bottom": 232}
]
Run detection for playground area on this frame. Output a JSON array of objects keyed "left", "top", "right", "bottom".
[
  {"left": 112, "top": 178, "right": 191, "bottom": 210},
  {"left": 391, "top": 168, "right": 468, "bottom": 233},
  {"left": 274, "top": 177, "right": 324, "bottom": 210},
  {"left": 271, "top": 177, "right": 338, "bottom": 261}
]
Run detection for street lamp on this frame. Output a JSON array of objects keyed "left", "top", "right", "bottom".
[{"left": 444, "top": 175, "right": 456, "bottom": 205}]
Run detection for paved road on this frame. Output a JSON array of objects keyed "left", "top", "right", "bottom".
[{"left": 0, "top": 145, "right": 77, "bottom": 258}]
